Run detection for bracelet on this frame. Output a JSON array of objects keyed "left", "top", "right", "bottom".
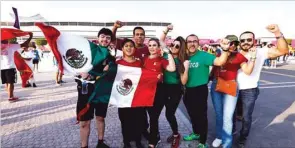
[
  {"left": 250, "top": 57, "right": 256, "bottom": 61},
  {"left": 163, "top": 30, "right": 168, "bottom": 34},
  {"left": 275, "top": 32, "right": 284, "bottom": 39}
]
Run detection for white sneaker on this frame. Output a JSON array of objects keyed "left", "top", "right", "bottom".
[{"left": 212, "top": 138, "right": 222, "bottom": 147}]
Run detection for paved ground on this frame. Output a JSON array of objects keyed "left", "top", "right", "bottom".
[{"left": 1, "top": 56, "right": 295, "bottom": 148}]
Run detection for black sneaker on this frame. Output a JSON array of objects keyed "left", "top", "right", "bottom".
[
  {"left": 33, "top": 83, "right": 37, "bottom": 87},
  {"left": 96, "top": 140, "right": 110, "bottom": 148},
  {"left": 25, "top": 83, "right": 32, "bottom": 87},
  {"left": 59, "top": 80, "right": 66, "bottom": 83}
]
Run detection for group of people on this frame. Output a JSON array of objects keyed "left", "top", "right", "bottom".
[
  {"left": 73, "top": 21, "right": 289, "bottom": 148},
  {"left": 1, "top": 21, "right": 289, "bottom": 148}
]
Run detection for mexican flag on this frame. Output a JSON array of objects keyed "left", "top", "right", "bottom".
[
  {"left": 1, "top": 28, "right": 33, "bottom": 87},
  {"left": 35, "top": 22, "right": 109, "bottom": 75},
  {"left": 106, "top": 64, "right": 159, "bottom": 107},
  {"left": 14, "top": 51, "right": 33, "bottom": 87},
  {"left": 76, "top": 62, "right": 159, "bottom": 120}
]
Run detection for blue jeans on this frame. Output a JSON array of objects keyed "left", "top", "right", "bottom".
[
  {"left": 211, "top": 79, "right": 238, "bottom": 148},
  {"left": 239, "top": 87, "right": 259, "bottom": 139}
]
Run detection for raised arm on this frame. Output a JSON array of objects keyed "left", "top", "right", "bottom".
[
  {"left": 180, "top": 60, "right": 190, "bottom": 85},
  {"left": 112, "top": 20, "right": 123, "bottom": 39},
  {"left": 266, "top": 24, "right": 289, "bottom": 59},
  {"left": 165, "top": 53, "right": 176, "bottom": 72},
  {"left": 160, "top": 25, "right": 173, "bottom": 42},
  {"left": 213, "top": 39, "right": 230, "bottom": 66},
  {"left": 20, "top": 32, "right": 33, "bottom": 48},
  {"left": 240, "top": 47, "right": 257, "bottom": 75}
]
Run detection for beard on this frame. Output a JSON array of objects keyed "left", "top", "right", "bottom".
[{"left": 240, "top": 43, "right": 254, "bottom": 51}]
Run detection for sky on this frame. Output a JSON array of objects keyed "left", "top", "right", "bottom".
[{"left": 1, "top": 1, "right": 295, "bottom": 40}]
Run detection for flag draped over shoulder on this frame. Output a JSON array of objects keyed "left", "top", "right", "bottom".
[{"left": 35, "top": 22, "right": 110, "bottom": 75}]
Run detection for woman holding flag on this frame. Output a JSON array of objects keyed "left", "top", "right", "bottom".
[{"left": 115, "top": 38, "right": 145, "bottom": 148}]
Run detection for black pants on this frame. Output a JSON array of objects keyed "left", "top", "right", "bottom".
[
  {"left": 183, "top": 84, "right": 208, "bottom": 144},
  {"left": 118, "top": 107, "right": 145, "bottom": 143},
  {"left": 148, "top": 83, "right": 182, "bottom": 144},
  {"left": 162, "top": 83, "right": 182, "bottom": 134}
]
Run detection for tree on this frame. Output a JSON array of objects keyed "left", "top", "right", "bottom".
[
  {"left": 8, "top": 38, "right": 18, "bottom": 44},
  {"left": 35, "top": 38, "right": 48, "bottom": 46}
]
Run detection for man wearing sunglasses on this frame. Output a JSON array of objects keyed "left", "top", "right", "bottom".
[{"left": 236, "top": 24, "right": 289, "bottom": 147}]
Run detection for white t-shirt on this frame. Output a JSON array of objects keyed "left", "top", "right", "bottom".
[
  {"left": 21, "top": 50, "right": 34, "bottom": 68},
  {"left": 237, "top": 47, "right": 269, "bottom": 90},
  {"left": 1, "top": 44, "right": 21, "bottom": 70}
]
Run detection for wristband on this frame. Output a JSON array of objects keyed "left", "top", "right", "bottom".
[
  {"left": 163, "top": 30, "right": 168, "bottom": 34},
  {"left": 275, "top": 32, "right": 284, "bottom": 39},
  {"left": 250, "top": 57, "right": 256, "bottom": 61}
]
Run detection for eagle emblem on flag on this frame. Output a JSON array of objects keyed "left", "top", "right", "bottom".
[{"left": 63, "top": 48, "right": 88, "bottom": 69}]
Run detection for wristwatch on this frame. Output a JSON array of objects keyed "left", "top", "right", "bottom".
[
  {"left": 250, "top": 57, "right": 256, "bottom": 61},
  {"left": 275, "top": 32, "right": 284, "bottom": 39}
]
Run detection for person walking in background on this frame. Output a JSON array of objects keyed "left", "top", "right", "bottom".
[{"left": 32, "top": 45, "right": 41, "bottom": 72}]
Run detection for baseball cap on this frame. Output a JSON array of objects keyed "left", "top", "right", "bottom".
[{"left": 225, "top": 35, "right": 239, "bottom": 43}]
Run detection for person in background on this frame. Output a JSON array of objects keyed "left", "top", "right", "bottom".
[
  {"left": 53, "top": 55, "right": 65, "bottom": 86},
  {"left": 32, "top": 45, "right": 41, "bottom": 72},
  {"left": 1, "top": 32, "right": 33, "bottom": 102},
  {"left": 21, "top": 45, "right": 37, "bottom": 88}
]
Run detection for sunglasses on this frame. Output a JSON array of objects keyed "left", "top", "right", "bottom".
[
  {"left": 240, "top": 38, "right": 253, "bottom": 43},
  {"left": 170, "top": 43, "right": 180, "bottom": 49},
  {"left": 148, "top": 44, "right": 158, "bottom": 47}
]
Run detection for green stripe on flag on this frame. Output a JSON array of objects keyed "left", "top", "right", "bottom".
[{"left": 89, "top": 60, "right": 118, "bottom": 104}]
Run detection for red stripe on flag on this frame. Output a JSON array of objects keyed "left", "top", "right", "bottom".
[
  {"left": 35, "top": 23, "right": 64, "bottom": 74},
  {"left": 1, "top": 28, "right": 30, "bottom": 41},
  {"left": 14, "top": 52, "right": 33, "bottom": 87},
  {"left": 131, "top": 69, "right": 159, "bottom": 107}
]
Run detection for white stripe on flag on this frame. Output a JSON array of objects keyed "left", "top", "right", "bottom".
[
  {"left": 109, "top": 64, "right": 142, "bottom": 108},
  {"left": 56, "top": 33, "right": 93, "bottom": 75}
]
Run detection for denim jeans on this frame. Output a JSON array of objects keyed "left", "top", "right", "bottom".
[
  {"left": 239, "top": 87, "right": 259, "bottom": 139},
  {"left": 210, "top": 79, "right": 238, "bottom": 148}
]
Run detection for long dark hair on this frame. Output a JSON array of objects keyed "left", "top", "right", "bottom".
[{"left": 175, "top": 36, "right": 188, "bottom": 74}]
